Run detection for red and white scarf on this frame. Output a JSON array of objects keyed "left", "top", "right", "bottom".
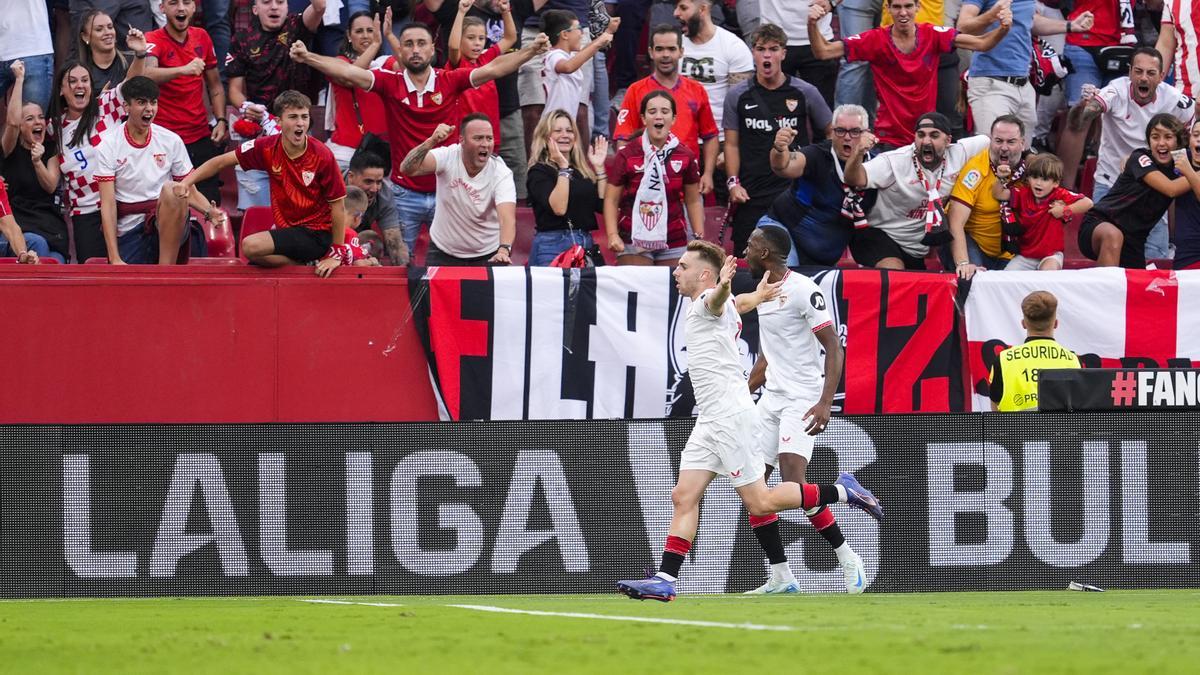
[{"left": 632, "top": 132, "right": 679, "bottom": 250}]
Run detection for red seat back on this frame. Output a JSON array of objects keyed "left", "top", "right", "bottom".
[{"left": 239, "top": 206, "right": 275, "bottom": 261}]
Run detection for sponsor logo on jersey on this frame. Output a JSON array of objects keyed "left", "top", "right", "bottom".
[
  {"left": 811, "top": 292, "right": 826, "bottom": 311},
  {"left": 962, "top": 169, "right": 981, "bottom": 189}
]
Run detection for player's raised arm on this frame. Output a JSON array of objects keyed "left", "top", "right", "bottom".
[
  {"left": 734, "top": 272, "right": 784, "bottom": 314},
  {"left": 705, "top": 255, "right": 738, "bottom": 315}
]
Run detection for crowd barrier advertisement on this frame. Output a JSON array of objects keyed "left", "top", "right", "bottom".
[{"left": 2, "top": 413, "right": 1196, "bottom": 598}]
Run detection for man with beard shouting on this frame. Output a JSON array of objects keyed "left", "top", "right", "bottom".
[
  {"left": 944, "top": 114, "right": 1026, "bottom": 278},
  {"left": 290, "top": 23, "right": 549, "bottom": 256},
  {"left": 843, "top": 112, "right": 989, "bottom": 270}
]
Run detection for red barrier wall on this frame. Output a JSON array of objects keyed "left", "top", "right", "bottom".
[{"left": 0, "top": 266, "right": 439, "bottom": 423}]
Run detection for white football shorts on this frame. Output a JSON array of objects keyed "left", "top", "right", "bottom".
[{"left": 680, "top": 407, "right": 765, "bottom": 488}]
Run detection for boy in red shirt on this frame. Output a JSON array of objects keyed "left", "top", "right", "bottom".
[
  {"left": 446, "top": 0, "right": 518, "bottom": 144},
  {"left": 145, "top": 0, "right": 226, "bottom": 203},
  {"left": 179, "top": 90, "right": 353, "bottom": 277},
  {"left": 993, "top": 153, "right": 1093, "bottom": 270}
]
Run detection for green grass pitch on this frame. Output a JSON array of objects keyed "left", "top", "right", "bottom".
[{"left": 2, "top": 590, "right": 1197, "bottom": 674}]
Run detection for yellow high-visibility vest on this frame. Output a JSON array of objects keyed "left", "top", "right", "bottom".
[{"left": 996, "top": 337, "right": 1081, "bottom": 412}]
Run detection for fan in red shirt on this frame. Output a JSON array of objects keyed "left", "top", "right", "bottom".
[
  {"left": 289, "top": 22, "right": 549, "bottom": 255},
  {"left": 613, "top": 24, "right": 718, "bottom": 194},
  {"left": 604, "top": 90, "right": 704, "bottom": 267},
  {"left": 145, "top": 0, "right": 226, "bottom": 203},
  {"left": 326, "top": 10, "right": 391, "bottom": 170},
  {"left": 180, "top": 91, "right": 352, "bottom": 277},
  {"left": 0, "top": 177, "right": 40, "bottom": 264},
  {"left": 992, "top": 153, "right": 1093, "bottom": 270},
  {"left": 807, "top": 0, "right": 1012, "bottom": 148}
]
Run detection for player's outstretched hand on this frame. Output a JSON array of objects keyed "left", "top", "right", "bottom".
[
  {"left": 803, "top": 401, "right": 831, "bottom": 435},
  {"left": 755, "top": 274, "right": 784, "bottom": 303},
  {"left": 718, "top": 255, "right": 737, "bottom": 288}
]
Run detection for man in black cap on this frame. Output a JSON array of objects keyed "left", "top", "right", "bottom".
[{"left": 841, "top": 112, "right": 989, "bottom": 269}]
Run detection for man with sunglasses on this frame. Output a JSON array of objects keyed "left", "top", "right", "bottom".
[
  {"left": 808, "top": 0, "right": 1012, "bottom": 150},
  {"left": 724, "top": 23, "right": 831, "bottom": 258}
]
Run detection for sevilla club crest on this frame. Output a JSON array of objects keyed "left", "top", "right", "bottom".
[
  {"left": 785, "top": 98, "right": 799, "bottom": 112},
  {"left": 670, "top": 160, "right": 683, "bottom": 173},
  {"left": 302, "top": 170, "right": 315, "bottom": 186},
  {"left": 638, "top": 200, "right": 663, "bottom": 230},
  {"left": 431, "top": 92, "right": 443, "bottom": 105},
  {"left": 153, "top": 153, "right": 166, "bottom": 169}
]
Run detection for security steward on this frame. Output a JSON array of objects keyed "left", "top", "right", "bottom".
[{"left": 989, "top": 290, "right": 1081, "bottom": 411}]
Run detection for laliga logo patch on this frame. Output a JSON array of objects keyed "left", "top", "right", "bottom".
[
  {"left": 240, "top": 139, "right": 255, "bottom": 153},
  {"left": 618, "top": 109, "right": 629, "bottom": 124},
  {"left": 670, "top": 159, "right": 683, "bottom": 173},
  {"left": 962, "top": 169, "right": 981, "bottom": 189},
  {"left": 1138, "top": 154, "right": 1153, "bottom": 168},
  {"left": 302, "top": 170, "right": 315, "bottom": 186}
]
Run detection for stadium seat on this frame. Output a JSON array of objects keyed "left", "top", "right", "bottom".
[
  {"left": 238, "top": 206, "right": 275, "bottom": 262},
  {"left": 1078, "top": 156, "right": 1097, "bottom": 199},
  {"left": 199, "top": 207, "right": 236, "bottom": 258},
  {"left": 511, "top": 207, "right": 535, "bottom": 266},
  {"left": 188, "top": 257, "right": 243, "bottom": 266},
  {"left": 83, "top": 257, "right": 108, "bottom": 264}
]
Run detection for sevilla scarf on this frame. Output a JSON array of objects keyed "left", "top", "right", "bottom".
[
  {"left": 914, "top": 151, "right": 951, "bottom": 246},
  {"left": 631, "top": 132, "right": 679, "bottom": 250},
  {"left": 995, "top": 159, "right": 1027, "bottom": 256},
  {"left": 833, "top": 145, "right": 869, "bottom": 229}
]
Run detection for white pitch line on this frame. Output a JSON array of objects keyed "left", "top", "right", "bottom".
[
  {"left": 447, "top": 604, "right": 796, "bottom": 632},
  {"left": 298, "top": 599, "right": 404, "bottom": 607}
]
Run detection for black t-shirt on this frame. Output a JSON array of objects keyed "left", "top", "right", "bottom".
[
  {"left": 1174, "top": 181, "right": 1200, "bottom": 269},
  {"left": 433, "top": 0, "right": 535, "bottom": 117},
  {"left": 1091, "top": 148, "right": 1175, "bottom": 239},
  {"left": 526, "top": 162, "right": 602, "bottom": 231},
  {"left": 725, "top": 76, "right": 833, "bottom": 200},
  {"left": 0, "top": 142, "right": 68, "bottom": 257},
  {"left": 88, "top": 54, "right": 131, "bottom": 95},
  {"left": 766, "top": 140, "right": 875, "bottom": 265}
]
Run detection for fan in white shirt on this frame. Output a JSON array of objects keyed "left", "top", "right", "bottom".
[
  {"left": 844, "top": 113, "right": 990, "bottom": 263},
  {"left": 94, "top": 77, "right": 222, "bottom": 264},
  {"left": 675, "top": 0, "right": 754, "bottom": 140}
]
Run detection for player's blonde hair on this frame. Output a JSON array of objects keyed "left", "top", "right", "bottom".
[{"left": 686, "top": 240, "right": 725, "bottom": 275}]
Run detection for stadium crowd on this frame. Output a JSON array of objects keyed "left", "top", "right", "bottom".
[{"left": 3, "top": 0, "right": 1200, "bottom": 274}]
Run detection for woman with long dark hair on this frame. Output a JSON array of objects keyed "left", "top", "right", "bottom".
[
  {"left": 604, "top": 89, "right": 704, "bottom": 267},
  {"left": 1080, "top": 113, "right": 1192, "bottom": 268},
  {"left": 326, "top": 9, "right": 391, "bottom": 171},
  {"left": 526, "top": 108, "right": 607, "bottom": 265},
  {"left": 49, "top": 26, "right": 146, "bottom": 262}
]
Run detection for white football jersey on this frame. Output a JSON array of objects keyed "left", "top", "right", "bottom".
[
  {"left": 864, "top": 134, "right": 989, "bottom": 256},
  {"left": 1094, "top": 78, "right": 1195, "bottom": 187},
  {"left": 94, "top": 122, "right": 192, "bottom": 234},
  {"left": 686, "top": 290, "right": 755, "bottom": 421},
  {"left": 756, "top": 271, "right": 835, "bottom": 403}
]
